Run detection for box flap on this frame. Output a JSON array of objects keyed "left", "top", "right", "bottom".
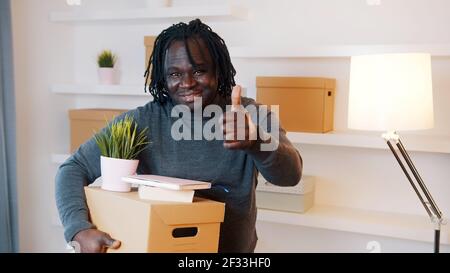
[
  {"left": 69, "top": 109, "right": 127, "bottom": 121},
  {"left": 152, "top": 198, "right": 225, "bottom": 225},
  {"left": 256, "top": 77, "right": 335, "bottom": 89}
]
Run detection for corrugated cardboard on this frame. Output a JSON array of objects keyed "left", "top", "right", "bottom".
[
  {"left": 144, "top": 36, "right": 156, "bottom": 69},
  {"left": 69, "top": 109, "right": 126, "bottom": 153},
  {"left": 256, "top": 77, "right": 336, "bottom": 133},
  {"left": 84, "top": 187, "right": 225, "bottom": 253}
]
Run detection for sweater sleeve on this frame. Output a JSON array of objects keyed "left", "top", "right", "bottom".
[
  {"left": 55, "top": 107, "right": 145, "bottom": 242},
  {"left": 55, "top": 136, "right": 102, "bottom": 242},
  {"left": 246, "top": 104, "right": 303, "bottom": 187}
]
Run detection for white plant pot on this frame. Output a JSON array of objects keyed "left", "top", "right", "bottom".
[
  {"left": 98, "top": 67, "right": 116, "bottom": 85},
  {"left": 100, "top": 156, "right": 139, "bottom": 192}
]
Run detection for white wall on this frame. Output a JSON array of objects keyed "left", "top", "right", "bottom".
[
  {"left": 11, "top": 0, "right": 450, "bottom": 252},
  {"left": 12, "top": 0, "right": 76, "bottom": 252}
]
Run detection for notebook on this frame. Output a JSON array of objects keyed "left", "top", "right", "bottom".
[{"left": 122, "top": 174, "right": 211, "bottom": 190}]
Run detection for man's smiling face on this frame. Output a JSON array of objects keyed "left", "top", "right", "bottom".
[{"left": 164, "top": 38, "right": 218, "bottom": 111}]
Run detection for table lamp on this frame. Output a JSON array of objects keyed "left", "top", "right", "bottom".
[{"left": 347, "top": 53, "right": 445, "bottom": 253}]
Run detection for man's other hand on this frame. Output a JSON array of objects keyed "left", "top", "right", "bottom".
[{"left": 73, "top": 228, "right": 121, "bottom": 253}]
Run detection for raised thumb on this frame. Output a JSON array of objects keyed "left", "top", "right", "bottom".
[
  {"left": 231, "top": 85, "right": 242, "bottom": 105},
  {"left": 231, "top": 85, "right": 242, "bottom": 111}
]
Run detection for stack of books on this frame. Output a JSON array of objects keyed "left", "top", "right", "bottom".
[{"left": 122, "top": 174, "right": 211, "bottom": 203}]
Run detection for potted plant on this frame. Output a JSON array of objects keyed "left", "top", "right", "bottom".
[
  {"left": 97, "top": 49, "right": 117, "bottom": 85},
  {"left": 94, "top": 115, "right": 149, "bottom": 192}
]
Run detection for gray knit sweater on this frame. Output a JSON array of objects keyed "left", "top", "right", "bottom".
[{"left": 55, "top": 96, "right": 302, "bottom": 253}]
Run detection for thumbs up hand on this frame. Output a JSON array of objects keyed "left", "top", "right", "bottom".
[
  {"left": 221, "top": 85, "right": 257, "bottom": 150},
  {"left": 231, "top": 84, "right": 242, "bottom": 111}
]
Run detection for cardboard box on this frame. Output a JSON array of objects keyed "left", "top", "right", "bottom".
[
  {"left": 84, "top": 187, "right": 225, "bottom": 253},
  {"left": 256, "top": 175, "right": 315, "bottom": 213},
  {"left": 69, "top": 109, "right": 126, "bottom": 153},
  {"left": 144, "top": 36, "right": 157, "bottom": 69},
  {"left": 256, "top": 77, "right": 336, "bottom": 133}
]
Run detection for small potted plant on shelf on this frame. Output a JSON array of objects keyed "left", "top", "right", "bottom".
[
  {"left": 97, "top": 49, "right": 117, "bottom": 85},
  {"left": 94, "top": 115, "right": 150, "bottom": 192}
]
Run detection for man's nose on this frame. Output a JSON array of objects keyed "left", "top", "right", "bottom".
[{"left": 179, "top": 73, "right": 196, "bottom": 88}]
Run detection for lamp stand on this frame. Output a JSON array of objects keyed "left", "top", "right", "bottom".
[{"left": 382, "top": 131, "right": 446, "bottom": 253}]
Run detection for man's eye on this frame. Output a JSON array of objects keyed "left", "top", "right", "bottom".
[
  {"left": 169, "top": 72, "right": 181, "bottom": 77},
  {"left": 194, "top": 70, "right": 206, "bottom": 76}
]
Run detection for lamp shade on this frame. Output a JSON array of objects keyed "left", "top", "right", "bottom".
[{"left": 348, "top": 53, "right": 434, "bottom": 131}]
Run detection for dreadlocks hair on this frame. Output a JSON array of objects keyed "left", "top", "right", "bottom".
[{"left": 144, "top": 19, "right": 236, "bottom": 104}]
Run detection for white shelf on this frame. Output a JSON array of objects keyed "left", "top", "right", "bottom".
[
  {"left": 51, "top": 84, "right": 153, "bottom": 97},
  {"left": 229, "top": 44, "right": 450, "bottom": 58},
  {"left": 257, "top": 206, "right": 449, "bottom": 245},
  {"left": 50, "top": 5, "right": 247, "bottom": 22},
  {"left": 50, "top": 83, "right": 251, "bottom": 98},
  {"left": 51, "top": 132, "right": 449, "bottom": 159},
  {"left": 287, "top": 131, "right": 450, "bottom": 154},
  {"left": 51, "top": 133, "right": 449, "bottom": 158}
]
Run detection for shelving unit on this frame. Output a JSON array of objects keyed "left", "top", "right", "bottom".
[
  {"left": 51, "top": 150, "right": 449, "bottom": 244},
  {"left": 287, "top": 131, "right": 450, "bottom": 154},
  {"left": 46, "top": 149, "right": 450, "bottom": 244},
  {"left": 50, "top": 84, "right": 449, "bottom": 155},
  {"left": 229, "top": 44, "right": 450, "bottom": 58},
  {"left": 51, "top": 83, "right": 249, "bottom": 98},
  {"left": 49, "top": 4, "right": 248, "bottom": 22},
  {"left": 51, "top": 131, "right": 450, "bottom": 165},
  {"left": 51, "top": 84, "right": 152, "bottom": 97},
  {"left": 257, "top": 206, "right": 449, "bottom": 245},
  {"left": 48, "top": 2, "right": 450, "bottom": 252}
]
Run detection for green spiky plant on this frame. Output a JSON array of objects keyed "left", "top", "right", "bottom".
[
  {"left": 94, "top": 115, "right": 149, "bottom": 160},
  {"left": 97, "top": 50, "right": 117, "bottom": 68}
]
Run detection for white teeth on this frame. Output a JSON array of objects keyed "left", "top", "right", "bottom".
[
  {"left": 184, "top": 95, "right": 195, "bottom": 102},
  {"left": 182, "top": 92, "right": 201, "bottom": 103}
]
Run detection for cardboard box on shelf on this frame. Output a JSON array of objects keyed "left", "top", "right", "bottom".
[
  {"left": 84, "top": 187, "right": 225, "bottom": 253},
  {"left": 256, "top": 175, "right": 315, "bottom": 213},
  {"left": 256, "top": 77, "right": 336, "bottom": 133},
  {"left": 144, "top": 36, "right": 157, "bottom": 69},
  {"left": 69, "top": 109, "right": 127, "bottom": 153}
]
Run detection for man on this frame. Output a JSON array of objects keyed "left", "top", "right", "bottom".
[{"left": 55, "top": 19, "right": 302, "bottom": 253}]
